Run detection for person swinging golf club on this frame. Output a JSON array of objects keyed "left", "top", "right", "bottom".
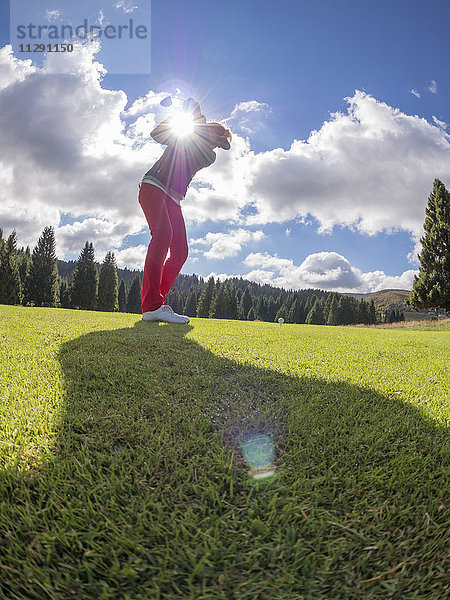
[{"left": 138, "top": 97, "right": 232, "bottom": 323}]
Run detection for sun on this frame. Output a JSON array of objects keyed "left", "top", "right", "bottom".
[{"left": 170, "top": 111, "right": 195, "bottom": 137}]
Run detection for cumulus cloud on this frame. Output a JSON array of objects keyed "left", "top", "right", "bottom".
[
  {"left": 0, "top": 45, "right": 35, "bottom": 89},
  {"left": 182, "top": 133, "right": 253, "bottom": 226},
  {"left": 57, "top": 218, "right": 132, "bottom": 258},
  {"left": 0, "top": 43, "right": 153, "bottom": 254},
  {"left": 190, "top": 228, "right": 266, "bottom": 259},
  {"left": 0, "top": 42, "right": 252, "bottom": 258},
  {"left": 0, "top": 43, "right": 449, "bottom": 280},
  {"left": 244, "top": 91, "right": 450, "bottom": 246},
  {"left": 241, "top": 251, "right": 416, "bottom": 293},
  {"left": 409, "top": 89, "right": 420, "bottom": 98},
  {"left": 113, "top": 245, "right": 147, "bottom": 270},
  {"left": 227, "top": 100, "right": 272, "bottom": 136}
]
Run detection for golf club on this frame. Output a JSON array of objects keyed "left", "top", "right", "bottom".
[{"left": 160, "top": 95, "right": 197, "bottom": 111}]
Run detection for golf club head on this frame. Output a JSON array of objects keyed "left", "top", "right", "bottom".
[
  {"left": 183, "top": 97, "right": 196, "bottom": 112},
  {"left": 160, "top": 96, "right": 172, "bottom": 108}
]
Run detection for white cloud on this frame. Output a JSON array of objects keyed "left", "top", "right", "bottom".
[
  {"left": 115, "top": 1, "right": 138, "bottom": 13},
  {"left": 428, "top": 80, "right": 438, "bottom": 94},
  {"left": 0, "top": 45, "right": 35, "bottom": 90},
  {"left": 57, "top": 218, "right": 132, "bottom": 258},
  {"left": 358, "top": 269, "right": 417, "bottom": 293},
  {"left": 0, "top": 45, "right": 448, "bottom": 278},
  {"left": 113, "top": 245, "right": 147, "bottom": 270},
  {"left": 227, "top": 100, "right": 272, "bottom": 136},
  {"left": 0, "top": 43, "right": 153, "bottom": 255},
  {"left": 409, "top": 89, "right": 420, "bottom": 98},
  {"left": 190, "top": 228, "right": 266, "bottom": 259},
  {"left": 432, "top": 116, "right": 448, "bottom": 130},
  {"left": 231, "top": 100, "right": 272, "bottom": 116},
  {"left": 242, "top": 251, "right": 417, "bottom": 293},
  {"left": 182, "top": 133, "right": 254, "bottom": 226},
  {"left": 45, "top": 10, "right": 61, "bottom": 23},
  {"left": 96, "top": 10, "right": 108, "bottom": 27},
  {"left": 244, "top": 91, "right": 450, "bottom": 244},
  {"left": 202, "top": 272, "right": 234, "bottom": 283}
]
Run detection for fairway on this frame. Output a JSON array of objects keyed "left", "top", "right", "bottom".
[{"left": 0, "top": 305, "right": 449, "bottom": 599}]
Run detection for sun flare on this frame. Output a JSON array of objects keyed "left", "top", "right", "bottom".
[{"left": 170, "top": 111, "right": 195, "bottom": 137}]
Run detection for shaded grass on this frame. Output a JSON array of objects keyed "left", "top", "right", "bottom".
[{"left": 0, "top": 305, "right": 449, "bottom": 599}]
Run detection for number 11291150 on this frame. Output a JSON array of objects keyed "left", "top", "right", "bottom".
[{"left": 18, "top": 44, "right": 74, "bottom": 53}]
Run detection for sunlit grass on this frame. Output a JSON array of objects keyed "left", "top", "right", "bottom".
[{"left": 1, "top": 305, "right": 448, "bottom": 599}]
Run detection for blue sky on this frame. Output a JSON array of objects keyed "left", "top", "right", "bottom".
[{"left": 1, "top": 0, "right": 449, "bottom": 292}]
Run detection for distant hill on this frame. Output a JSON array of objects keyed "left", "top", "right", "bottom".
[
  {"left": 344, "top": 289, "right": 411, "bottom": 312},
  {"left": 344, "top": 289, "right": 447, "bottom": 317}
]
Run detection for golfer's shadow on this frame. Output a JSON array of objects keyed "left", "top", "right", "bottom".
[{"left": 5, "top": 320, "right": 447, "bottom": 598}]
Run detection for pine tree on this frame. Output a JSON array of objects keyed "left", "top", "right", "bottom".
[
  {"left": 97, "top": 251, "right": 119, "bottom": 312},
  {"left": 174, "top": 290, "right": 184, "bottom": 314},
  {"left": 197, "top": 276, "right": 215, "bottom": 317},
  {"left": 287, "top": 298, "right": 297, "bottom": 323},
  {"left": 408, "top": 179, "right": 450, "bottom": 313},
  {"left": 118, "top": 280, "right": 127, "bottom": 312},
  {"left": 275, "top": 303, "right": 289, "bottom": 323},
  {"left": 247, "top": 306, "right": 256, "bottom": 321},
  {"left": 126, "top": 275, "right": 142, "bottom": 314},
  {"left": 209, "top": 282, "right": 227, "bottom": 319},
  {"left": 337, "top": 297, "right": 351, "bottom": 325},
  {"left": 0, "top": 230, "right": 22, "bottom": 305},
  {"left": 304, "top": 295, "right": 315, "bottom": 318},
  {"left": 266, "top": 296, "right": 277, "bottom": 322},
  {"left": 184, "top": 289, "right": 197, "bottom": 317},
  {"left": 283, "top": 292, "right": 295, "bottom": 318},
  {"left": 224, "top": 282, "right": 239, "bottom": 320},
  {"left": 69, "top": 242, "right": 98, "bottom": 310},
  {"left": 288, "top": 298, "right": 303, "bottom": 324},
  {"left": 166, "top": 288, "right": 182, "bottom": 313},
  {"left": 255, "top": 295, "right": 266, "bottom": 321},
  {"left": 239, "top": 285, "right": 253, "bottom": 320},
  {"left": 324, "top": 293, "right": 334, "bottom": 323},
  {"left": 358, "top": 299, "right": 369, "bottom": 325},
  {"left": 59, "top": 280, "right": 71, "bottom": 308},
  {"left": 18, "top": 246, "right": 31, "bottom": 304},
  {"left": 368, "top": 299, "right": 377, "bottom": 325},
  {"left": 306, "top": 298, "right": 325, "bottom": 325},
  {"left": 327, "top": 295, "right": 340, "bottom": 325},
  {"left": 25, "top": 226, "right": 59, "bottom": 307}
]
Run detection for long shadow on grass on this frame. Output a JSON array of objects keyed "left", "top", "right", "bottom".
[{"left": 1, "top": 321, "right": 448, "bottom": 600}]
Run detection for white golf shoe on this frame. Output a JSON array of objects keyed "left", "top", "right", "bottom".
[{"left": 142, "top": 304, "right": 190, "bottom": 324}]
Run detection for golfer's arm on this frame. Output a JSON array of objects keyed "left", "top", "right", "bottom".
[
  {"left": 151, "top": 118, "right": 174, "bottom": 145},
  {"left": 193, "top": 102, "right": 207, "bottom": 126}
]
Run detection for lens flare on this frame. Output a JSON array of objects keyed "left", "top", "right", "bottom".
[
  {"left": 170, "top": 111, "right": 194, "bottom": 137},
  {"left": 240, "top": 433, "right": 276, "bottom": 479}
]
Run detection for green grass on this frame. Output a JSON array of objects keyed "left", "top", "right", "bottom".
[{"left": 0, "top": 305, "right": 449, "bottom": 600}]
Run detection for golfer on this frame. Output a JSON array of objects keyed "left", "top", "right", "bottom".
[{"left": 138, "top": 99, "right": 232, "bottom": 323}]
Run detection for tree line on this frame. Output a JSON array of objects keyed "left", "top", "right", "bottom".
[
  {"left": 1, "top": 178, "right": 448, "bottom": 320},
  {"left": 0, "top": 227, "right": 143, "bottom": 314},
  {"left": 0, "top": 226, "right": 381, "bottom": 325}
]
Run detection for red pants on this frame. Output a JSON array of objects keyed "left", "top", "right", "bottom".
[{"left": 138, "top": 183, "right": 188, "bottom": 313}]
